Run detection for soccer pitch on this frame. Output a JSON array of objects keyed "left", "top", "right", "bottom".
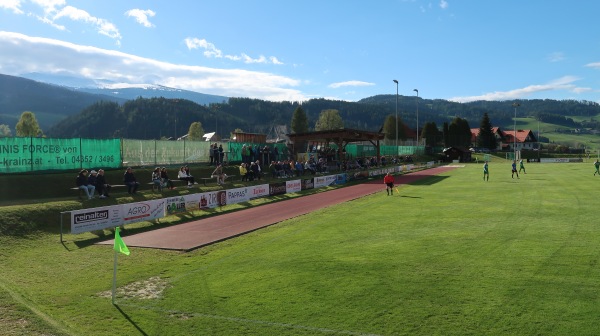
[{"left": 1, "top": 162, "right": 599, "bottom": 335}]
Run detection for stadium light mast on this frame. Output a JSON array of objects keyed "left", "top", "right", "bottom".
[
  {"left": 393, "top": 80, "right": 399, "bottom": 147},
  {"left": 414, "top": 89, "right": 419, "bottom": 146},
  {"left": 512, "top": 102, "right": 520, "bottom": 161}
]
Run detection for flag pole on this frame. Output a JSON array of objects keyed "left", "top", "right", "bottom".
[{"left": 112, "top": 249, "right": 118, "bottom": 305}]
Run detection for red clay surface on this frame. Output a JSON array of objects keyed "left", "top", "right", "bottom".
[{"left": 98, "top": 166, "right": 458, "bottom": 251}]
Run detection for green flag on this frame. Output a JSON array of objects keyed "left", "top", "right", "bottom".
[{"left": 114, "top": 227, "right": 130, "bottom": 256}]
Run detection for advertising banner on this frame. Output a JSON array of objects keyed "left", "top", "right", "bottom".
[
  {"left": 226, "top": 187, "right": 250, "bottom": 204},
  {"left": 301, "top": 178, "right": 314, "bottom": 190},
  {"left": 165, "top": 196, "right": 187, "bottom": 215},
  {"left": 122, "top": 199, "right": 166, "bottom": 224},
  {"left": 71, "top": 205, "right": 123, "bottom": 234},
  {"left": 314, "top": 175, "right": 337, "bottom": 188},
  {"left": 198, "top": 191, "right": 223, "bottom": 209},
  {"left": 0, "top": 138, "right": 121, "bottom": 173},
  {"left": 336, "top": 174, "right": 347, "bottom": 185},
  {"left": 269, "top": 182, "right": 287, "bottom": 196},
  {"left": 249, "top": 184, "right": 269, "bottom": 199},
  {"left": 286, "top": 179, "right": 302, "bottom": 193}
]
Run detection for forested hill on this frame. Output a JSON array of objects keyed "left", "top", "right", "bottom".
[
  {"left": 0, "top": 74, "right": 125, "bottom": 129},
  {"left": 47, "top": 95, "right": 600, "bottom": 140}
]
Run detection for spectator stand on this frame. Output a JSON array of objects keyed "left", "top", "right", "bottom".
[{"left": 288, "top": 128, "right": 385, "bottom": 174}]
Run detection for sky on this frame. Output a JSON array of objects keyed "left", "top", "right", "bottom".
[{"left": 1, "top": 0, "right": 600, "bottom": 103}]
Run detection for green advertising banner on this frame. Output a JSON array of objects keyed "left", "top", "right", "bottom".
[{"left": 0, "top": 138, "right": 121, "bottom": 173}]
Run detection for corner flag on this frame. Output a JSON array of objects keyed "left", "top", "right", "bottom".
[{"left": 113, "top": 227, "right": 130, "bottom": 256}]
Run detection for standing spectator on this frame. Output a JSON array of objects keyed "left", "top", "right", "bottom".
[
  {"left": 123, "top": 167, "right": 140, "bottom": 194},
  {"left": 241, "top": 144, "right": 249, "bottom": 164},
  {"left": 209, "top": 143, "right": 215, "bottom": 166},
  {"left": 76, "top": 169, "right": 95, "bottom": 200},
  {"left": 219, "top": 144, "right": 225, "bottom": 164},
  {"left": 251, "top": 160, "right": 262, "bottom": 180},
  {"left": 161, "top": 167, "right": 175, "bottom": 189},
  {"left": 212, "top": 143, "right": 220, "bottom": 165},
  {"left": 595, "top": 159, "right": 600, "bottom": 176},
  {"left": 96, "top": 169, "right": 111, "bottom": 198}
]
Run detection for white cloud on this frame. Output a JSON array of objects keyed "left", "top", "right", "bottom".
[
  {"left": 328, "top": 80, "right": 375, "bottom": 89},
  {"left": 53, "top": 6, "right": 121, "bottom": 41},
  {"left": 184, "top": 37, "right": 283, "bottom": 65},
  {"left": 547, "top": 52, "right": 565, "bottom": 62},
  {"left": 0, "top": 0, "right": 24, "bottom": 14},
  {"left": 585, "top": 62, "right": 600, "bottom": 69},
  {"left": 125, "top": 9, "right": 156, "bottom": 28},
  {"left": 440, "top": 0, "right": 448, "bottom": 9},
  {"left": 0, "top": 31, "right": 304, "bottom": 101},
  {"left": 448, "top": 76, "right": 587, "bottom": 103},
  {"left": 31, "top": 0, "right": 65, "bottom": 14}
]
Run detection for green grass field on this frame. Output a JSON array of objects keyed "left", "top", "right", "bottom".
[{"left": 1, "top": 162, "right": 600, "bottom": 335}]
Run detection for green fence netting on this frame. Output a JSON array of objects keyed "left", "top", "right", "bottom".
[
  {"left": 0, "top": 137, "right": 121, "bottom": 173},
  {"left": 121, "top": 139, "right": 215, "bottom": 167}
]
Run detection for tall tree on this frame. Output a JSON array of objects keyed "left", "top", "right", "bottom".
[
  {"left": 421, "top": 121, "right": 440, "bottom": 146},
  {"left": 443, "top": 122, "right": 449, "bottom": 147},
  {"left": 315, "top": 109, "right": 343, "bottom": 131},
  {"left": 476, "top": 113, "right": 497, "bottom": 150},
  {"left": 447, "top": 117, "right": 471, "bottom": 147},
  {"left": 187, "top": 121, "right": 205, "bottom": 141},
  {"left": 0, "top": 124, "right": 11, "bottom": 137},
  {"left": 290, "top": 106, "right": 309, "bottom": 133},
  {"left": 15, "top": 111, "right": 43, "bottom": 137},
  {"left": 383, "top": 114, "right": 406, "bottom": 141}
]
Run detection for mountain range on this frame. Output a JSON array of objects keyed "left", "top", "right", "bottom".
[{"left": 2, "top": 72, "right": 600, "bottom": 141}]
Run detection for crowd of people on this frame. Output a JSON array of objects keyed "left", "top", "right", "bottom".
[{"left": 74, "top": 149, "right": 406, "bottom": 200}]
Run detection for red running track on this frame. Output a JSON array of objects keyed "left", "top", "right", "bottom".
[{"left": 98, "top": 166, "right": 458, "bottom": 251}]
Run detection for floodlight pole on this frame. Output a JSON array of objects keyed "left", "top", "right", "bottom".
[
  {"left": 414, "top": 89, "right": 419, "bottom": 146},
  {"left": 512, "top": 102, "right": 520, "bottom": 161},
  {"left": 393, "top": 80, "right": 399, "bottom": 147}
]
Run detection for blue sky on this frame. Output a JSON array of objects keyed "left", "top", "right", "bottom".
[{"left": 1, "top": 0, "right": 600, "bottom": 103}]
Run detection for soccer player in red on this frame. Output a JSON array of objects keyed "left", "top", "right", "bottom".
[{"left": 384, "top": 173, "right": 395, "bottom": 196}]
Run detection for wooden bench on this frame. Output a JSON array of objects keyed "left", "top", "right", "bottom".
[{"left": 71, "top": 184, "right": 127, "bottom": 199}]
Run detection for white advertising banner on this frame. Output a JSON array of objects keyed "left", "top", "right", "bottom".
[
  {"left": 71, "top": 205, "right": 123, "bottom": 234},
  {"left": 249, "top": 184, "right": 269, "bottom": 199},
  {"left": 314, "top": 175, "right": 337, "bottom": 188},
  {"left": 122, "top": 199, "right": 166, "bottom": 224},
  {"left": 165, "top": 196, "right": 187, "bottom": 215},
  {"left": 286, "top": 179, "right": 302, "bottom": 193},
  {"left": 226, "top": 187, "right": 250, "bottom": 205}
]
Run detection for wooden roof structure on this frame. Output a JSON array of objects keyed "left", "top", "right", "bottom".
[{"left": 287, "top": 128, "right": 385, "bottom": 161}]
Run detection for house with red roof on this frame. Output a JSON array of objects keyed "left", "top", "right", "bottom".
[{"left": 470, "top": 127, "right": 538, "bottom": 151}]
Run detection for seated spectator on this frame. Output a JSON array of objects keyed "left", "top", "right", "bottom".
[
  {"left": 211, "top": 164, "right": 227, "bottom": 185},
  {"left": 161, "top": 167, "right": 175, "bottom": 190},
  {"left": 123, "top": 167, "right": 140, "bottom": 194},
  {"left": 76, "top": 169, "right": 95, "bottom": 200},
  {"left": 295, "top": 160, "right": 304, "bottom": 176},
  {"left": 95, "top": 169, "right": 111, "bottom": 198},
  {"left": 251, "top": 160, "right": 262, "bottom": 180},
  {"left": 177, "top": 166, "right": 195, "bottom": 187},
  {"left": 282, "top": 160, "right": 293, "bottom": 177},
  {"left": 239, "top": 163, "right": 248, "bottom": 181},
  {"left": 305, "top": 160, "right": 316, "bottom": 175},
  {"left": 381, "top": 156, "right": 387, "bottom": 166},
  {"left": 152, "top": 167, "right": 163, "bottom": 192}
]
